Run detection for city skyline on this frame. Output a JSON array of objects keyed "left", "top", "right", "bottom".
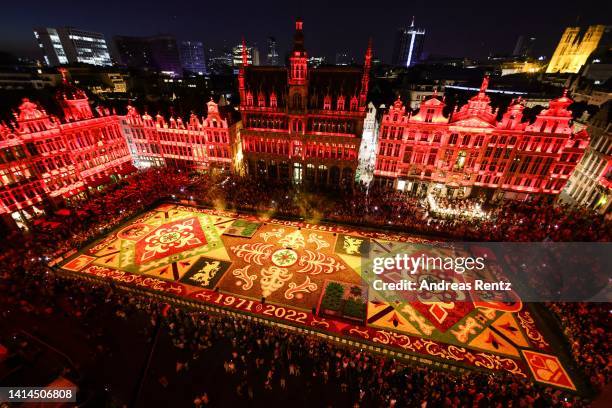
[{"left": 0, "top": 0, "right": 609, "bottom": 63}]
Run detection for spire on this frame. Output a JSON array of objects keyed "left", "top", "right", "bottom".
[
  {"left": 238, "top": 37, "right": 248, "bottom": 103},
  {"left": 288, "top": 17, "right": 308, "bottom": 87},
  {"left": 479, "top": 75, "right": 490, "bottom": 93},
  {"left": 364, "top": 37, "right": 373, "bottom": 70},
  {"left": 293, "top": 17, "right": 305, "bottom": 52},
  {"left": 359, "top": 38, "right": 373, "bottom": 107},
  {"left": 241, "top": 37, "right": 248, "bottom": 67},
  {"left": 59, "top": 67, "right": 68, "bottom": 83},
  {"left": 410, "top": 16, "right": 415, "bottom": 27}
]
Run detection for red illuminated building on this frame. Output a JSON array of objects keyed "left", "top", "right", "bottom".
[
  {"left": 0, "top": 71, "right": 132, "bottom": 229},
  {"left": 239, "top": 19, "right": 371, "bottom": 185},
  {"left": 121, "top": 98, "right": 239, "bottom": 172},
  {"left": 0, "top": 69, "right": 238, "bottom": 230},
  {"left": 374, "top": 78, "right": 589, "bottom": 200}
]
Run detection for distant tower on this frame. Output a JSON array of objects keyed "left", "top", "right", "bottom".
[
  {"left": 288, "top": 18, "right": 308, "bottom": 114},
  {"left": 359, "top": 39, "right": 373, "bottom": 107},
  {"left": 238, "top": 38, "right": 248, "bottom": 102},
  {"left": 546, "top": 25, "right": 608, "bottom": 73},
  {"left": 391, "top": 17, "right": 425, "bottom": 67},
  {"left": 266, "top": 37, "right": 279, "bottom": 65}
]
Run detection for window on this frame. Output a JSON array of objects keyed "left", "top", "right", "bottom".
[
  {"left": 323, "top": 95, "right": 331, "bottom": 110},
  {"left": 425, "top": 108, "right": 434, "bottom": 123},
  {"left": 402, "top": 147, "right": 413, "bottom": 163},
  {"left": 427, "top": 150, "right": 437, "bottom": 166},
  {"left": 337, "top": 96, "right": 345, "bottom": 110},
  {"left": 519, "top": 156, "right": 532, "bottom": 173},
  {"left": 509, "top": 158, "right": 520, "bottom": 173},
  {"left": 293, "top": 94, "right": 302, "bottom": 109},
  {"left": 455, "top": 151, "right": 466, "bottom": 169},
  {"left": 293, "top": 120, "right": 303, "bottom": 133}
]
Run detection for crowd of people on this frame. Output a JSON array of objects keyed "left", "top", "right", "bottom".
[
  {"left": 426, "top": 195, "right": 489, "bottom": 220},
  {"left": 18, "top": 168, "right": 191, "bottom": 258},
  {"left": 0, "top": 167, "right": 610, "bottom": 406},
  {"left": 547, "top": 303, "right": 610, "bottom": 392},
  {"left": 0, "top": 264, "right": 597, "bottom": 407},
  {"left": 179, "top": 172, "right": 610, "bottom": 242}
]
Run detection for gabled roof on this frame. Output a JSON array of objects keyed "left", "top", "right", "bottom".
[
  {"left": 243, "top": 65, "right": 363, "bottom": 110},
  {"left": 449, "top": 78, "right": 497, "bottom": 127}
]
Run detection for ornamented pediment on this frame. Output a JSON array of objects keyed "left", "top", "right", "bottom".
[
  {"left": 450, "top": 117, "right": 495, "bottom": 128},
  {"left": 17, "top": 99, "right": 45, "bottom": 121}
]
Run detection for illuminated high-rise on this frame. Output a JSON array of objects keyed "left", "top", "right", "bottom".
[
  {"left": 266, "top": 37, "right": 279, "bottom": 66},
  {"left": 34, "top": 27, "right": 112, "bottom": 67},
  {"left": 232, "top": 43, "right": 259, "bottom": 66},
  {"left": 391, "top": 17, "right": 425, "bottom": 67},
  {"left": 180, "top": 41, "right": 207, "bottom": 75}
]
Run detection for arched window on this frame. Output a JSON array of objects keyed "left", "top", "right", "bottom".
[
  {"left": 293, "top": 120, "right": 303, "bottom": 133},
  {"left": 293, "top": 94, "right": 302, "bottom": 109},
  {"left": 337, "top": 96, "right": 345, "bottom": 110},
  {"left": 323, "top": 95, "right": 331, "bottom": 110}
]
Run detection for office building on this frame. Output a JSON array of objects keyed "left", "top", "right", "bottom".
[
  {"left": 232, "top": 43, "right": 259, "bottom": 66},
  {"left": 34, "top": 27, "right": 112, "bottom": 67},
  {"left": 180, "top": 41, "right": 207, "bottom": 75}
]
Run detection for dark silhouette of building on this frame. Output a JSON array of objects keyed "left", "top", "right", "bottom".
[
  {"left": 335, "top": 52, "right": 352, "bottom": 66},
  {"left": 266, "top": 37, "right": 279, "bottom": 66},
  {"left": 114, "top": 35, "right": 182, "bottom": 77},
  {"left": 512, "top": 35, "right": 536, "bottom": 57}
]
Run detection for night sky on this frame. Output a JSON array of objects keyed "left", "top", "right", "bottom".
[{"left": 1, "top": 0, "right": 609, "bottom": 63}]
